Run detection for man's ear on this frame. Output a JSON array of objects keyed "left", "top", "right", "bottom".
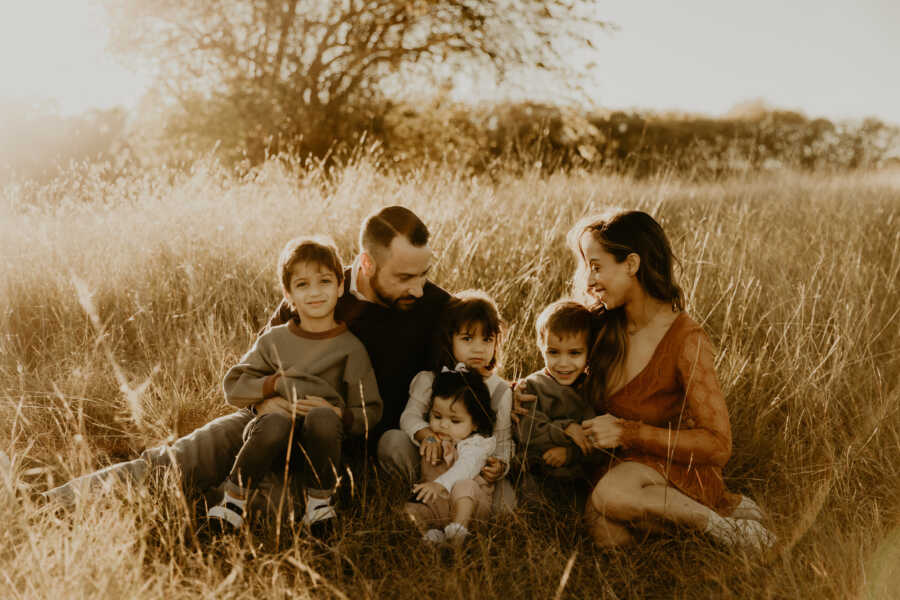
[
  {"left": 625, "top": 253, "right": 641, "bottom": 277},
  {"left": 282, "top": 287, "right": 293, "bottom": 307},
  {"left": 360, "top": 251, "right": 376, "bottom": 277}
]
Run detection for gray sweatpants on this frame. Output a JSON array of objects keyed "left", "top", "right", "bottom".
[
  {"left": 43, "top": 409, "right": 253, "bottom": 508},
  {"left": 228, "top": 408, "right": 343, "bottom": 496}
]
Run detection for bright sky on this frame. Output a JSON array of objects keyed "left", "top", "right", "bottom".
[
  {"left": 0, "top": 0, "right": 898, "bottom": 123},
  {"left": 586, "top": 0, "right": 900, "bottom": 122}
]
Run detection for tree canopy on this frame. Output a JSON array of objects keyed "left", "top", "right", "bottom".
[{"left": 106, "top": 0, "right": 610, "bottom": 161}]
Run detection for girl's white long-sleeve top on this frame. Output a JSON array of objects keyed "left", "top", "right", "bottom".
[{"left": 399, "top": 370, "right": 513, "bottom": 468}]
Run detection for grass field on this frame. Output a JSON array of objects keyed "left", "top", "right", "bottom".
[{"left": 2, "top": 158, "right": 899, "bottom": 598}]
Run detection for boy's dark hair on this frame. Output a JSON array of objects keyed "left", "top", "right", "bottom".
[
  {"left": 359, "top": 205, "right": 429, "bottom": 260},
  {"left": 430, "top": 368, "right": 495, "bottom": 437},
  {"left": 278, "top": 235, "right": 344, "bottom": 292},
  {"left": 535, "top": 300, "right": 594, "bottom": 348},
  {"left": 434, "top": 289, "right": 505, "bottom": 371}
]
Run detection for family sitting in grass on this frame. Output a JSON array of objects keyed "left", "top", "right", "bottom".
[{"left": 44, "top": 205, "right": 774, "bottom": 551}]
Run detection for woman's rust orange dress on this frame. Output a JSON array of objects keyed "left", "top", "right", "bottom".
[{"left": 599, "top": 312, "right": 741, "bottom": 516}]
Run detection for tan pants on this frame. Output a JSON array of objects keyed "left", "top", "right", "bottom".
[{"left": 404, "top": 455, "right": 494, "bottom": 529}]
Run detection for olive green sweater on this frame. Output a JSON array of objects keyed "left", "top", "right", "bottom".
[
  {"left": 223, "top": 321, "right": 382, "bottom": 437},
  {"left": 515, "top": 370, "right": 594, "bottom": 461}
]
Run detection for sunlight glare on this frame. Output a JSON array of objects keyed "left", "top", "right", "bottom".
[{"left": 0, "top": 1, "right": 145, "bottom": 114}]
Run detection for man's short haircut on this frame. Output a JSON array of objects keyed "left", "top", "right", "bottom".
[
  {"left": 279, "top": 235, "right": 344, "bottom": 291},
  {"left": 359, "top": 205, "right": 430, "bottom": 259},
  {"left": 535, "top": 300, "right": 593, "bottom": 347}
]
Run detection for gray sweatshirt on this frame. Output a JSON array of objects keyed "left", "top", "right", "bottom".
[
  {"left": 515, "top": 369, "right": 595, "bottom": 460},
  {"left": 223, "top": 321, "right": 382, "bottom": 436}
]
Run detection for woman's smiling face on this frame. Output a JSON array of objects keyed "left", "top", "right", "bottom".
[{"left": 580, "top": 232, "right": 635, "bottom": 310}]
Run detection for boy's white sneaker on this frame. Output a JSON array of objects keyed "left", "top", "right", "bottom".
[
  {"left": 302, "top": 497, "right": 336, "bottom": 538},
  {"left": 206, "top": 501, "right": 245, "bottom": 530},
  {"left": 302, "top": 503, "right": 337, "bottom": 525}
]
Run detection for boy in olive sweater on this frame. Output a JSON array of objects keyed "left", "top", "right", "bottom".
[
  {"left": 515, "top": 300, "right": 596, "bottom": 479},
  {"left": 207, "top": 236, "right": 381, "bottom": 531}
]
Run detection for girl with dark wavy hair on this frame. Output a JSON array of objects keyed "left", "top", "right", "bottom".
[{"left": 567, "top": 210, "right": 773, "bottom": 550}]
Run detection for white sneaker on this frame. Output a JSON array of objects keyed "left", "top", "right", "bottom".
[
  {"left": 206, "top": 502, "right": 245, "bottom": 529},
  {"left": 733, "top": 495, "right": 765, "bottom": 522},
  {"left": 729, "top": 518, "right": 776, "bottom": 551},
  {"left": 302, "top": 500, "right": 336, "bottom": 527}
]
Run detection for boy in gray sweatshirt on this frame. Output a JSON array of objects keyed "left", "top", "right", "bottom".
[
  {"left": 515, "top": 300, "right": 596, "bottom": 479},
  {"left": 207, "top": 236, "right": 381, "bottom": 532}
]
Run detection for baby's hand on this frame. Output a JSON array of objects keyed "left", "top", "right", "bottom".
[
  {"left": 412, "top": 481, "right": 448, "bottom": 504},
  {"left": 564, "top": 422, "right": 591, "bottom": 455},
  {"left": 542, "top": 446, "right": 569, "bottom": 467}
]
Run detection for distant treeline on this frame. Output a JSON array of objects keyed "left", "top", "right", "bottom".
[
  {"left": 372, "top": 101, "right": 899, "bottom": 177},
  {"left": 3, "top": 98, "right": 898, "bottom": 182}
]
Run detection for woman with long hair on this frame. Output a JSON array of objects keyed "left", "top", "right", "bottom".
[{"left": 569, "top": 210, "right": 773, "bottom": 550}]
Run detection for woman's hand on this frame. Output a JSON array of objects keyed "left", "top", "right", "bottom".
[
  {"left": 581, "top": 414, "right": 625, "bottom": 449},
  {"left": 480, "top": 457, "right": 505, "bottom": 482},
  {"left": 412, "top": 481, "right": 448, "bottom": 504},
  {"left": 295, "top": 395, "right": 342, "bottom": 420},
  {"left": 418, "top": 432, "right": 444, "bottom": 465},
  {"left": 542, "top": 446, "right": 569, "bottom": 467}
]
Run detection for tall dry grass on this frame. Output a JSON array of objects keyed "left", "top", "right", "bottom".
[{"left": 1, "top": 158, "right": 899, "bottom": 598}]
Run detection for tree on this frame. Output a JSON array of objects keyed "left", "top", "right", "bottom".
[{"left": 106, "top": 0, "right": 610, "bottom": 162}]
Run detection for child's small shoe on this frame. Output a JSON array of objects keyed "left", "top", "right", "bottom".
[
  {"left": 203, "top": 489, "right": 247, "bottom": 534},
  {"left": 302, "top": 496, "right": 337, "bottom": 539},
  {"left": 443, "top": 522, "right": 470, "bottom": 549},
  {"left": 422, "top": 528, "right": 446, "bottom": 544},
  {"left": 204, "top": 501, "right": 245, "bottom": 533}
]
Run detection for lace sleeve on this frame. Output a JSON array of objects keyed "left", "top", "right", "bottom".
[{"left": 619, "top": 330, "right": 732, "bottom": 467}]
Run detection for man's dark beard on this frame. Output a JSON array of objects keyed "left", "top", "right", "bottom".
[{"left": 371, "top": 267, "right": 418, "bottom": 311}]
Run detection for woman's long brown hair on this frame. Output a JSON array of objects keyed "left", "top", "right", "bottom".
[{"left": 567, "top": 210, "right": 684, "bottom": 409}]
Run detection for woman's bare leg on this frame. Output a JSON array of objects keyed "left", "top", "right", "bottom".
[
  {"left": 591, "top": 462, "right": 716, "bottom": 532},
  {"left": 589, "top": 463, "right": 775, "bottom": 549},
  {"left": 584, "top": 500, "right": 635, "bottom": 547}
]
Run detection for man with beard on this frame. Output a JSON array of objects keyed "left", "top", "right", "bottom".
[
  {"left": 42, "top": 206, "right": 462, "bottom": 512},
  {"left": 263, "top": 205, "right": 452, "bottom": 478}
]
